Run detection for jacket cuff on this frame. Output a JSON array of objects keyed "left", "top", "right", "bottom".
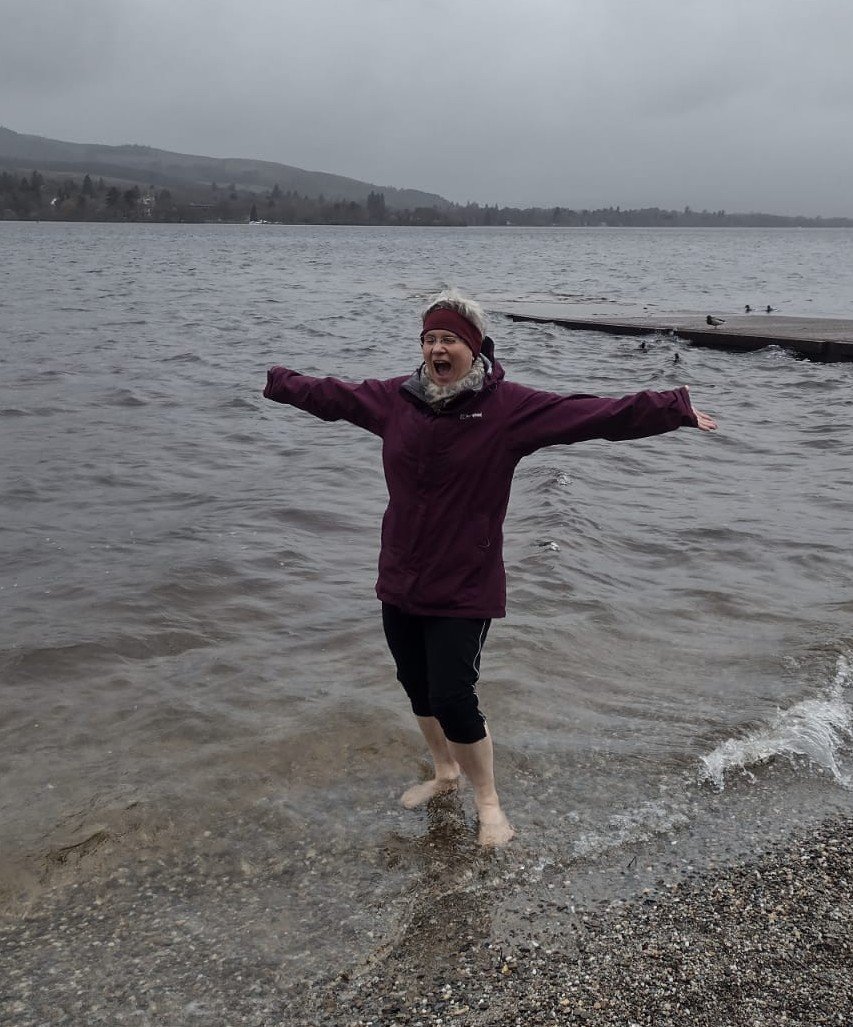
[{"left": 676, "top": 386, "right": 698, "bottom": 427}]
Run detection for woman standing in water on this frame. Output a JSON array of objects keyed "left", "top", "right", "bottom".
[{"left": 263, "top": 291, "right": 717, "bottom": 846}]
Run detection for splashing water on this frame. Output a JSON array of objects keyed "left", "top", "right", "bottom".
[{"left": 699, "top": 655, "right": 852, "bottom": 791}]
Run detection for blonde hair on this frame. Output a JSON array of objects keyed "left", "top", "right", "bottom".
[{"left": 422, "top": 289, "right": 486, "bottom": 339}]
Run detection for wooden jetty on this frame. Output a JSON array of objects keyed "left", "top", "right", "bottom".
[{"left": 498, "top": 305, "right": 853, "bottom": 361}]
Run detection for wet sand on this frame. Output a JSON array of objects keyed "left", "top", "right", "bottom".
[{"left": 2, "top": 814, "right": 851, "bottom": 1026}]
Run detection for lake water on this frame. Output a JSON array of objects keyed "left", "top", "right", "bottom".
[{"left": 2, "top": 223, "right": 852, "bottom": 977}]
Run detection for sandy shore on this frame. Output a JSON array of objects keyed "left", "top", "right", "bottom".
[{"left": 2, "top": 816, "right": 851, "bottom": 1026}]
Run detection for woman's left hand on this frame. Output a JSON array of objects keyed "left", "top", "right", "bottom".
[
  {"left": 692, "top": 407, "right": 717, "bottom": 431},
  {"left": 682, "top": 386, "right": 717, "bottom": 431}
]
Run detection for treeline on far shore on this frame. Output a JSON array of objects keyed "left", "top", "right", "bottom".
[{"left": 2, "top": 169, "right": 851, "bottom": 228}]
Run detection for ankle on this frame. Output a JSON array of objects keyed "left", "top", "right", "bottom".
[
  {"left": 474, "top": 792, "right": 502, "bottom": 816},
  {"left": 435, "top": 763, "right": 461, "bottom": 783}
]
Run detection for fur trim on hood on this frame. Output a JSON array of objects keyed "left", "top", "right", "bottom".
[{"left": 423, "top": 356, "right": 486, "bottom": 406}]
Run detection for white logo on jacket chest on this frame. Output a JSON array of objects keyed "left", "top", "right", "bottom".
[{"left": 458, "top": 412, "right": 484, "bottom": 420}]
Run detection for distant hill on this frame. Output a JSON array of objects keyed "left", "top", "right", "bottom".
[
  {"left": 0, "top": 126, "right": 450, "bottom": 211},
  {"left": 3, "top": 126, "right": 850, "bottom": 228}
]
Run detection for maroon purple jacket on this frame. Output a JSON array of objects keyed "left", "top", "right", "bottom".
[{"left": 264, "top": 340, "right": 698, "bottom": 619}]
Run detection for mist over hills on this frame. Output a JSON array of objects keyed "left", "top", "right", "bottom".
[{"left": 0, "top": 127, "right": 448, "bottom": 211}]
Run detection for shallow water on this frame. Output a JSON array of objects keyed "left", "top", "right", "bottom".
[{"left": 2, "top": 223, "right": 852, "bottom": 972}]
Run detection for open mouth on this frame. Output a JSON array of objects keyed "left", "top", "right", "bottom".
[{"left": 433, "top": 359, "right": 452, "bottom": 376}]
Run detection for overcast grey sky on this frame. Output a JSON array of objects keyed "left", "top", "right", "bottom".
[{"left": 2, "top": 0, "right": 852, "bottom": 215}]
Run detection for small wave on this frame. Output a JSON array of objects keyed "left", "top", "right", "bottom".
[
  {"left": 105, "top": 389, "right": 148, "bottom": 407},
  {"left": 291, "top": 323, "right": 333, "bottom": 339},
  {"left": 699, "top": 654, "right": 852, "bottom": 790},
  {"left": 164, "top": 351, "right": 204, "bottom": 363},
  {"left": 3, "top": 630, "right": 213, "bottom": 683}
]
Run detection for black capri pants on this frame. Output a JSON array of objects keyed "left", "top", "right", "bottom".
[{"left": 382, "top": 602, "right": 491, "bottom": 745}]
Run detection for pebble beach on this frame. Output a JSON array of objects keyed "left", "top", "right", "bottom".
[{"left": 2, "top": 814, "right": 851, "bottom": 1026}]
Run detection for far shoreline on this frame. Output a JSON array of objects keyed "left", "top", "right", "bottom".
[{"left": 5, "top": 218, "right": 853, "bottom": 229}]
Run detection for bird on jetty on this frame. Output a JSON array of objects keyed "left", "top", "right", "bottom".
[
  {"left": 766, "top": 305, "right": 775, "bottom": 313},
  {"left": 706, "top": 315, "right": 726, "bottom": 328},
  {"left": 745, "top": 304, "right": 752, "bottom": 313}
]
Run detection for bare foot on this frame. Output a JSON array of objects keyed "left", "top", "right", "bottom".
[
  {"left": 400, "top": 776, "right": 459, "bottom": 809},
  {"left": 477, "top": 805, "right": 515, "bottom": 847}
]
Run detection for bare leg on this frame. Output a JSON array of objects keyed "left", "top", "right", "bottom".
[
  {"left": 400, "top": 715, "right": 461, "bottom": 808},
  {"left": 447, "top": 727, "right": 515, "bottom": 847}
]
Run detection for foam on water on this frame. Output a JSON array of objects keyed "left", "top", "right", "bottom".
[
  {"left": 572, "top": 800, "right": 691, "bottom": 860},
  {"left": 698, "top": 654, "right": 853, "bottom": 791}
]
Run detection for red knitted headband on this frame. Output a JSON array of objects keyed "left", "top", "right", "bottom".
[{"left": 421, "top": 308, "right": 483, "bottom": 357}]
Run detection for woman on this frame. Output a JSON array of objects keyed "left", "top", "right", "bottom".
[{"left": 263, "top": 290, "right": 717, "bottom": 846}]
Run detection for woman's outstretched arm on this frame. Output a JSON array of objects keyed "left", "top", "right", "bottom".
[
  {"left": 264, "top": 366, "right": 399, "bottom": 437},
  {"left": 505, "top": 383, "right": 716, "bottom": 457}
]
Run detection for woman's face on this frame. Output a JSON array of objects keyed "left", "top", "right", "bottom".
[{"left": 421, "top": 330, "right": 474, "bottom": 386}]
